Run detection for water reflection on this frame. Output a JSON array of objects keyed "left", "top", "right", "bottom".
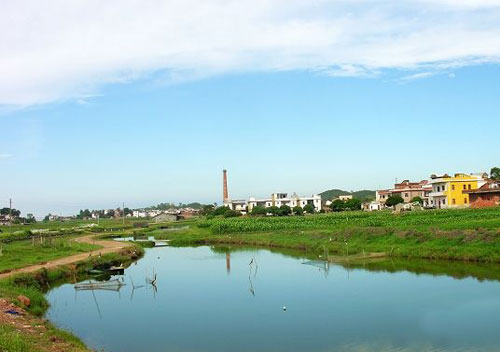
[
  {"left": 226, "top": 252, "right": 231, "bottom": 274},
  {"left": 46, "top": 246, "right": 500, "bottom": 352}
]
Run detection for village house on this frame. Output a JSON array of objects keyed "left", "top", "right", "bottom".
[
  {"left": 246, "top": 193, "right": 322, "bottom": 213},
  {"left": 224, "top": 193, "right": 322, "bottom": 214},
  {"left": 376, "top": 180, "right": 432, "bottom": 207},
  {"left": 428, "top": 173, "right": 488, "bottom": 209},
  {"left": 152, "top": 212, "right": 180, "bottom": 222},
  {"left": 463, "top": 180, "right": 500, "bottom": 208}
]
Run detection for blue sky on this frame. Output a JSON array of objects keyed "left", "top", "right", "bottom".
[
  {"left": 2, "top": 66, "right": 500, "bottom": 216},
  {"left": 1, "top": 1, "right": 500, "bottom": 216}
]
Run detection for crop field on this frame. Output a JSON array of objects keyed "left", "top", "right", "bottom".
[{"left": 205, "top": 207, "right": 500, "bottom": 234}]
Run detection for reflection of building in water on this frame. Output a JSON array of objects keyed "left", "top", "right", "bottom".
[
  {"left": 302, "top": 260, "right": 330, "bottom": 278},
  {"left": 226, "top": 253, "right": 231, "bottom": 274}
]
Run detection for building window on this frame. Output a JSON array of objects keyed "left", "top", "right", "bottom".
[
  {"left": 452, "top": 185, "right": 455, "bottom": 191},
  {"left": 463, "top": 184, "right": 467, "bottom": 190},
  {"left": 405, "top": 193, "right": 409, "bottom": 198},
  {"left": 464, "top": 198, "right": 468, "bottom": 204},
  {"left": 468, "top": 184, "right": 471, "bottom": 190},
  {"left": 442, "top": 199, "right": 445, "bottom": 205},
  {"left": 452, "top": 199, "right": 456, "bottom": 205}
]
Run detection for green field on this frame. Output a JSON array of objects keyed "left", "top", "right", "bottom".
[
  {"left": 0, "top": 235, "right": 99, "bottom": 273},
  {"left": 148, "top": 207, "right": 500, "bottom": 262}
]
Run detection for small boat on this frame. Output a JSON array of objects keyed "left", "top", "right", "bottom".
[
  {"left": 74, "top": 279, "right": 126, "bottom": 291},
  {"left": 153, "top": 241, "right": 169, "bottom": 247},
  {"left": 108, "top": 265, "right": 125, "bottom": 274}
]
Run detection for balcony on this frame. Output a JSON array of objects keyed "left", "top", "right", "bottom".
[{"left": 429, "top": 191, "right": 446, "bottom": 197}]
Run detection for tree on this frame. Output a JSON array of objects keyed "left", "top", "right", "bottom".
[
  {"left": 0, "top": 208, "right": 20, "bottom": 217},
  {"left": 344, "top": 198, "right": 362, "bottom": 211},
  {"left": 386, "top": 195, "right": 404, "bottom": 207},
  {"left": 303, "top": 204, "right": 315, "bottom": 214},
  {"left": 223, "top": 209, "right": 241, "bottom": 218},
  {"left": 251, "top": 206, "right": 267, "bottom": 216},
  {"left": 330, "top": 199, "right": 345, "bottom": 212},
  {"left": 201, "top": 204, "right": 215, "bottom": 216},
  {"left": 213, "top": 206, "right": 229, "bottom": 216},
  {"left": 410, "top": 196, "right": 423, "bottom": 204},
  {"left": 491, "top": 167, "right": 500, "bottom": 180},
  {"left": 278, "top": 205, "right": 292, "bottom": 216},
  {"left": 293, "top": 206, "right": 303, "bottom": 215},
  {"left": 267, "top": 206, "right": 279, "bottom": 216}
]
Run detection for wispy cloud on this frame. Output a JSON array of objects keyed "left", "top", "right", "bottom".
[
  {"left": 399, "top": 71, "right": 438, "bottom": 82},
  {"left": 0, "top": 153, "right": 12, "bottom": 159},
  {"left": 1, "top": 0, "right": 500, "bottom": 107}
]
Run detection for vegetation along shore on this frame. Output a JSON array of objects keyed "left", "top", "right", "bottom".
[{"left": 1, "top": 206, "right": 500, "bottom": 351}]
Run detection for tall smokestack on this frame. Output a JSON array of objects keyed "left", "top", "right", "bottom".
[{"left": 223, "top": 169, "right": 229, "bottom": 202}]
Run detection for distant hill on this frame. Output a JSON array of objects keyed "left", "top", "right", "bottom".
[{"left": 319, "top": 189, "right": 376, "bottom": 201}]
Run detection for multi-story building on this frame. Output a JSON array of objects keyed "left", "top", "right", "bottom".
[
  {"left": 221, "top": 170, "right": 321, "bottom": 214},
  {"left": 428, "top": 173, "right": 488, "bottom": 209},
  {"left": 376, "top": 180, "right": 432, "bottom": 206},
  {"left": 247, "top": 193, "right": 322, "bottom": 213}
]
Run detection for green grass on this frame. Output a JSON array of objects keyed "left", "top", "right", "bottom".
[
  {"left": 205, "top": 207, "right": 500, "bottom": 234},
  {"left": 153, "top": 207, "right": 500, "bottom": 263},
  {"left": 0, "top": 235, "right": 99, "bottom": 273},
  {"left": 0, "top": 245, "right": 144, "bottom": 316},
  {"left": 0, "top": 325, "right": 32, "bottom": 352}
]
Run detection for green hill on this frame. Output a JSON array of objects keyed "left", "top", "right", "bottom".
[{"left": 319, "top": 189, "right": 375, "bottom": 201}]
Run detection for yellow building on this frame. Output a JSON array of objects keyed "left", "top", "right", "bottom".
[{"left": 429, "top": 173, "right": 488, "bottom": 209}]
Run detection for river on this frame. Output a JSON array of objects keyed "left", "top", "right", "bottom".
[{"left": 46, "top": 245, "right": 500, "bottom": 352}]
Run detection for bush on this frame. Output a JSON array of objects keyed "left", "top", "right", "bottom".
[
  {"left": 411, "top": 196, "right": 423, "bottom": 204},
  {"left": 293, "top": 206, "right": 303, "bottom": 215},
  {"left": 344, "top": 198, "right": 362, "bottom": 211},
  {"left": 267, "top": 206, "right": 279, "bottom": 217},
  {"left": 278, "top": 205, "right": 291, "bottom": 216},
  {"left": 386, "top": 195, "right": 404, "bottom": 207},
  {"left": 251, "top": 206, "right": 267, "bottom": 216},
  {"left": 223, "top": 209, "right": 241, "bottom": 218},
  {"left": 330, "top": 199, "right": 345, "bottom": 212},
  {"left": 213, "top": 206, "right": 229, "bottom": 216},
  {"left": 303, "top": 204, "right": 315, "bottom": 214}
]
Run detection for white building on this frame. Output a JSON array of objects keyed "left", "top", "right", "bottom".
[{"left": 228, "top": 192, "right": 322, "bottom": 213}]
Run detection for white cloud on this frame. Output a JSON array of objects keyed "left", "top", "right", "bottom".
[{"left": 1, "top": 0, "right": 500, "bottom": 106}]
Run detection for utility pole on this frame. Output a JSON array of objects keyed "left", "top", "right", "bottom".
[
  {"left": 9, "top": 198, "right": 12, "bottom": 234},
  {"left": 122, "top": 202, "right": 125, "bottom": 226}
]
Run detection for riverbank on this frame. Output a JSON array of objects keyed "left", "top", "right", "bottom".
[
  {"left": 157, "top": 207, "right": 500, "bottom": 263},
  {"left": 0, "top": 234, "right": 143, "bottom": 352}
]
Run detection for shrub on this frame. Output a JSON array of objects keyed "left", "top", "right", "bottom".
[
  {"left": 293, "top": 206, "right": 303, "bottom": 215},
  {"left": 223, "top": 209, "right": 241, "bottom": 218},
  {"left": 278, "top": 205, "right": 291, "bottom": 216},
  {"left": 267, "top": 206, "right": 279, "bottom": 216},
  {"left": 303, "top": 204, "right": 315, "bottom": 214},
  {"left": 251, "top": 206, "right": 267, "bottom": 216},
  {"left": 386, "top": 195, "right": 404, "bottom": 207}
]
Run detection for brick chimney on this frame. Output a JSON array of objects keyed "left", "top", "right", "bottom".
[{"left": 223, "top": 169, "right": 229, "bottom": 202}]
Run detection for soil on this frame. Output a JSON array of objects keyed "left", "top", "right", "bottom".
[{"left": 0, "top": 298, "right": 88, "bottom": 352}]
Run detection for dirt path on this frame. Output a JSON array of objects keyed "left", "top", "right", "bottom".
[{"left": 0, "top": 234, "right": 134, "bottom": 280}]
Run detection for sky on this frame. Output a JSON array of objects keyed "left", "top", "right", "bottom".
[{"left": 1, "top": 0, "right": 500, "bottom": 217}]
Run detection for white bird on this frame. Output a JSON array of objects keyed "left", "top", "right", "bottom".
[{"left": 283, "top": 306, "right": 287, "bottom": 311}]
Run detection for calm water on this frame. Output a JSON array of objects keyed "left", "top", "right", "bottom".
[{"left": 46, "top": 246, "right": 500, "bottom": 352}]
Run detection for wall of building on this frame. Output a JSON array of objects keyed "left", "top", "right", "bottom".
[{"left": 469, "top": 193, "right": 500, "bottom": 208}]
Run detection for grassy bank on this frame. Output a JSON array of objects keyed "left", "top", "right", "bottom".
[
  {"left": 0, "top": 235, "right": 99, "bottom": 273},
  {"left": 153, "top": 207, "right": 500, "bottom": 262},
  {"left": 0, "top": 244, "right": 143, "bottom": 352}
]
